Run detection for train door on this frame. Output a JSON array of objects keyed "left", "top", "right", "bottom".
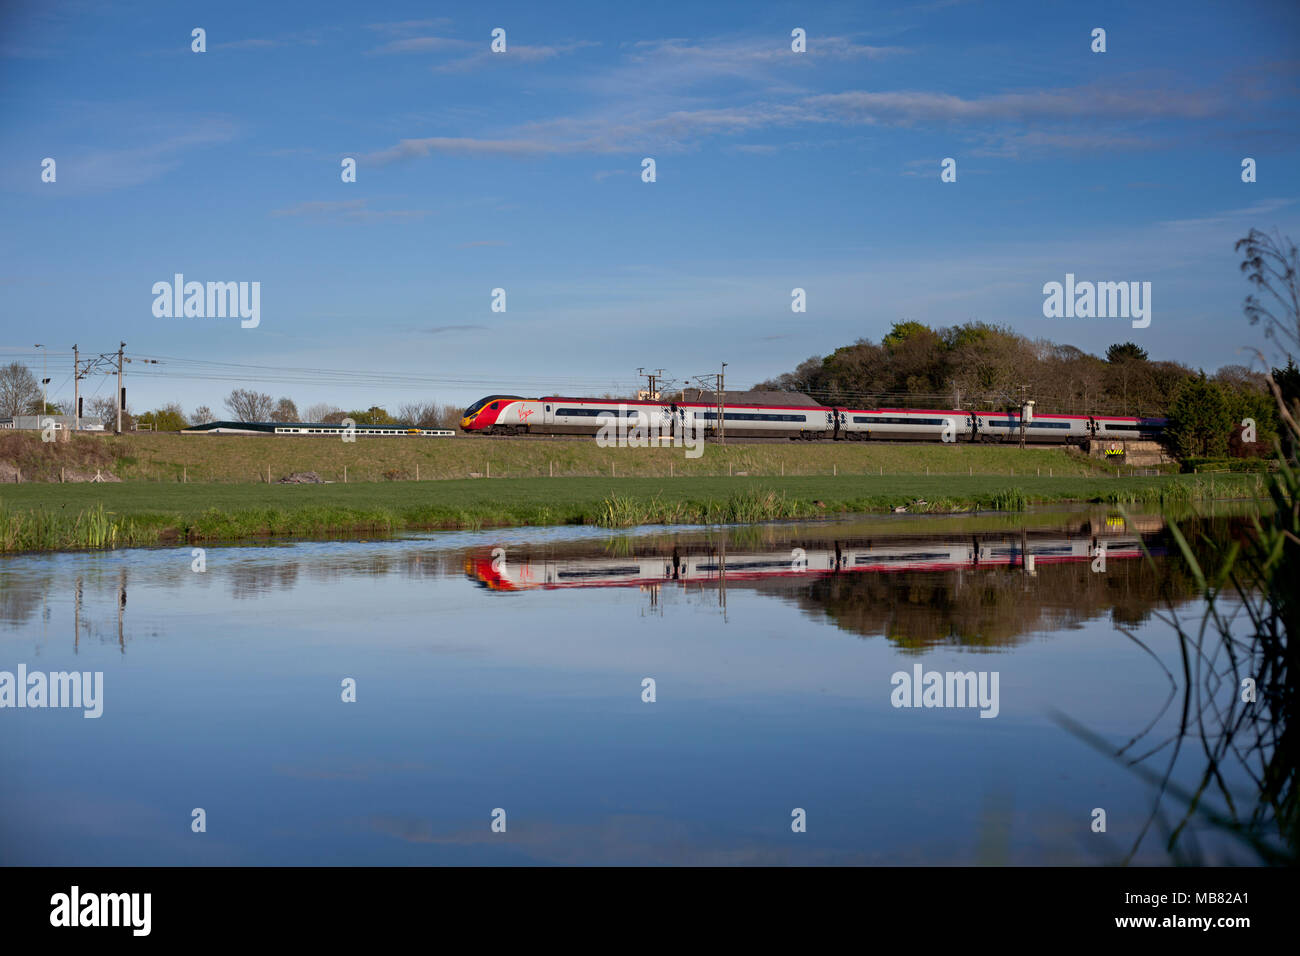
[{"left": 663, "top": 403, "right": 677, "bottom": 438}]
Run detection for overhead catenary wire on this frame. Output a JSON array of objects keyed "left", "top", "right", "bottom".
[{"left": 124, "top": 353, "right": 636, "bottom": 393}]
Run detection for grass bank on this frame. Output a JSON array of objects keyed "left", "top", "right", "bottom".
[
  {"left": 2, "top": 431, "right": 1155, "bottom": 483},
  {"left": 0, "top": 473, "right": 1265, "bottom": 553}
]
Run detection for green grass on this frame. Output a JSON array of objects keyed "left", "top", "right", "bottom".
[
  {"left": 3, "top": 430, "right": 1167, "bottom": 483},
  {"left": 0, "top": 472, "right": 1265, "bottom": 552}
]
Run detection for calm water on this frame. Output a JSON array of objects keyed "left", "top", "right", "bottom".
[{"left": 0, "top": 509, "right": 1271, "bottom": 865}]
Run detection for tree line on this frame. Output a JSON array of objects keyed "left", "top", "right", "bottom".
[
  {"left": 0, "top": 370, "right": 466, "bottom": 433},
  {"left": 753, "top": 323, "right": 1293, "bottom": 455},
  {"left": 129, "top": 391, "right": 465, "bottom": 432}
]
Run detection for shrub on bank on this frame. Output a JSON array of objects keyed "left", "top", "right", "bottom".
[{"left": 1180, "top": 457, "right": 1277, "bottom": 474}]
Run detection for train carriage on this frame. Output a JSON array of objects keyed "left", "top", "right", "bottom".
[
  {"left": 841, "top": 408, "right": 974, "bottom": 442},
  {"left": 975, "top": 412, "right": 1092, "bottom": 445}
]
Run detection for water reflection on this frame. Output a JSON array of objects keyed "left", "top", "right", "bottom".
[
  {"left": 0, "top": 512, "right": 1231, "bottom": 657},
  {"left": 0, "top": 508, "right": 1278, "bottom": 865},
  {"left": 463, "top": 514, "right": 1186, "bottom": 648}
]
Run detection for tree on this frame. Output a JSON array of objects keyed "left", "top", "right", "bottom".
[
  {"left": 0, "top": 362, "right": 40, "bottom": 417},
  {"left": 303, "top": 402, "right": 341, "bottom": 423},
  {"left": 347, "top": 405, "right": 396, "bottom": 426},
  {"left": 224, "top": 388, "right": 276, "bottom": 422},
  {"left": 1041, "top": 343, "right": 1107, "bottom": 414},
  {"left": 87, "top": 396, "right": 118, "bottom": 428},
  {"left": 1101, "top": 342, "right": 1153, "bottom": 414},
  {"left": 1215, "top": 372, "right": 1278, "bottom": 450},
  {"left": 1212, "top": 364, "right": 1266, "bottom": 393},
  {"left": 816, "top": 341, "right": 888, "bottom": 405},
  {"left": 1166, "top": 372, "right": 1233, "bottom": 458},
  {"left": 1275, "top": 360, "right": 1300, "bottom": 419},
  {"left": 882, "top": 322, "right": 946, "bottom": 397},
  {"left": 192, "top": 405, "right": 216, "bottom": 424},
  {"left": 881, "top": 321, "right": 931, "bottom": 350},
  {"left": 1106, "top": 342, "right": 1149, "bottom": 364},
  {"left": 439, "top": 403, "right": 463, "bottom": 428},
  {"left": 411, "top": 401, "right": 458, "bottom": 427},
  {"left": 1142, "top": 361, "right": 1196, "bottom": 416},
  {"left": 1273, "top": 360, "right": 1300, "bottom": 459},
  {"left": 137, "top": 403, "right": 189, "bottom": 432},
  {"left": 397, "top": 401, "right": 440, "bottom": 426},
  {"left": 271, "top": 397, "right": 299, "bottom": 422},
  {"left": 755, "top": 322, "right": 1200, "bottom": 416},
  {"left": 945, "top": 323, "right": 1032, "bottom": 402},
  {"left": 753, "top": 355, "right": 827, "bottom": 396},
  {"left": 85, "top": 395, "right": 133, "bottom": 430}
]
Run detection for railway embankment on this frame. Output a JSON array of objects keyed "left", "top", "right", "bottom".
[{"left": 2, "top": 431, "right": 1162, "bottom": 484}]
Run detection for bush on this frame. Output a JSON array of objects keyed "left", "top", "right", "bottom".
[{"left": 1179, "top": 457, "right": 1275, "bottom": 474}]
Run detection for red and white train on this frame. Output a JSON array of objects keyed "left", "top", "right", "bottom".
[{"left": 460, "top": 394, "right": 1165, "bottom": 445}]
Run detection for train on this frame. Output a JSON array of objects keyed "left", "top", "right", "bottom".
[
  {"left": 182, "top": 421, "right": 456, "bottom": 437},
  {"left": 459, "top": 394, "right": 1166, "bottom": 445}
]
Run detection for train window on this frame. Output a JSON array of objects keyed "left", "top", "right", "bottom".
[
  {"left": 697, "top": 411, "right": 807, "bottom": 422},
  {"left": 463, "top": 395, "right": 520, "bottom": 417},
  {"left": 556, "top": 408, "right": 641, "bottom": 417},
  {"left": 983, "top": 419, "right": 1069, "bottom": 430}
]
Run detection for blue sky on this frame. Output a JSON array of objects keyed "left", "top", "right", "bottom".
[{"left": 2, "top": 0, "right": 1298, "bottom": 416}]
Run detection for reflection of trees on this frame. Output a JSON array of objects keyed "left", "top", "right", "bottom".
[
  {"left": 0, "top": 575, "right": 43, "bottom": 627},
  {"left": 227, "top": 548, "right": 456, "bottom": 597},
  {"left": 777, "top": 553, "right": 1201, "bottom": 650},
  {"left": 739, "top": 518, "right": 1238, "bottom": 649},
  {"left": 228, "top": 561, "right": 301, "bottom": 599}
]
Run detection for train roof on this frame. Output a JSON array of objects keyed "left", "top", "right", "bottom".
[
  {"left": 182, "top": 421, "right": 437, "bottom": 432},
  {"left": 523, "top": 398, "right": 1165, "bottom": 421}
]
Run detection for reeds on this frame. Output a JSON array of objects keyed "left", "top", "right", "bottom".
[
  {"left": 0, "top": 501, "right": 148, "bottom": 552},
  {"left": 596, "top": 488, "right": 818, "bottom": 527}
]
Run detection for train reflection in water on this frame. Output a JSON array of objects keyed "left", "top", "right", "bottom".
[{"left": 465, "top": 518, "right": 1168, "bottom": 593}]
